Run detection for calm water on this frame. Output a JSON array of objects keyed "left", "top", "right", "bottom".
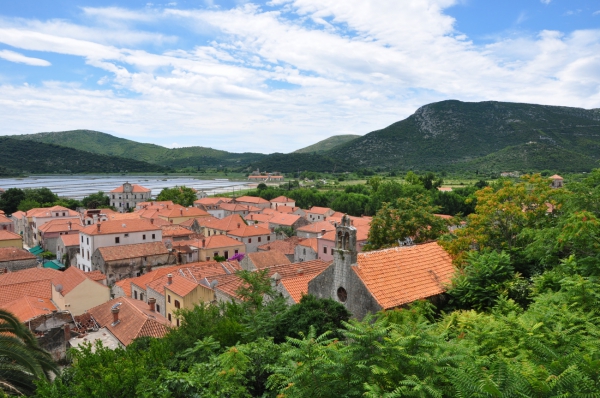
[{"left": 0, "top": 176, "right": 251, "bottom": 200}]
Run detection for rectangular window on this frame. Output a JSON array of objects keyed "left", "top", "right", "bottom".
[
  {"left": 81, "top": 236, "right": 83, "bottom": 243},
  {"left": 234, "top": 250, "right": 239, "bottom": 254},
  {"left": 214, "top": 252, "right": 219, "bottom": 258},
  {"left": 258, "top": 237, "right": 262, "bottom": 242},
  {"left": 224, "top": 251, "right": 229, "bottom": 259},
  {"left": 86, "top": 237, "right": 89, "bottom": 245},
  {"left": 267, "top": 236, "right": 271, "bottom": 241},
  {"left": 206, "top": 257, "right": 210, "bottom": 261},
  {"left": 124, "top": 233, "right": 129, "bottom": 237},
  {"left": 323, "top": 246, "right": 327, "bottom": 254},
  {"left": 152, "top": 234, "right": 155, "bottom": 239},
  {"left": 115, "top": 237, "right": 120, "bottom": 244},
  {"left": 143, "top": 234, "right": 146, "bottom": 240},
  {"left": 248, "top": 238, "right": 252, "bottom": 243},
  {"left": 331, "top": 248, "right": 334, "bottom": 255},
  {"left": 168, "top": 295, "right": 171, "bottom": 303},
  {"left": 168, "top": 313, "right": 171, "bottom": 322}
]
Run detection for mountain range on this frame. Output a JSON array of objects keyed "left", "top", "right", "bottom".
[{"left": 4, "top": 100, "right": 600, "bottom": 175}]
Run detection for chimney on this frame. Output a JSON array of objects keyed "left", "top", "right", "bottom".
[
  {"left": 111, "top": 307, "right": 120, "bottom": 324},
  {"left": 237, "top": 223, "right": 241, "bottom": 229},
  {"left": 167, "top": 273, "right": 173, "bottom": 285},
  {"left": 148, "top": 297, "right": 156, "bottom": 312},
  {"left": 202, "top": 239, "right": 205, "bottom": 248},
  {"left": 97, "top": 223, "right": 101, "bottom": 232},
  {"left": 150, "top": 218, "right": 154, "bottom": 224}
]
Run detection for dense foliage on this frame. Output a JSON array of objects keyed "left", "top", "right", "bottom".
[
  {"left": 0, "top": 137, "right": 169, "bottom": 174},
  {"left": 156, "top": 186, "right": 198, "bottom": 207},
  {"left": 0, "top": 188, "right": 103, "bottom": 215}
]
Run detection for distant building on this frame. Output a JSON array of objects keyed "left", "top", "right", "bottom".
[
  {"left": 550, "top": 174, "right": 564, "bottom": 189},
  {"left": 110, "top": 183, "right": 152, "bottom": 213},
  {"left": 0, "top": 214, "right": 14, "bottom": 232}
]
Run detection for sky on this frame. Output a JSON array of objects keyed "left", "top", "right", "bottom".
[{"left": 0, "top": 0, "right": 599, "bottom": 153}]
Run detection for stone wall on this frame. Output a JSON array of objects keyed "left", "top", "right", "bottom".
[
  {"left": 294, "top": 245, "right": 318, "bottom": 263},
  {"left": 92, "top": 252, "right": 175, "bottom": 285},
  {"left": 0, "top": 257, "right": 38, "bottom": 272}
]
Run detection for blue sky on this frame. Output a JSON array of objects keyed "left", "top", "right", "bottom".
[{"left": 0, "top": 0, "right": 599, "bottom": 153}]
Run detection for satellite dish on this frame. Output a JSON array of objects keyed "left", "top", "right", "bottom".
[{"left": 55, "top": 284, "right": 63, "bottom": 293}]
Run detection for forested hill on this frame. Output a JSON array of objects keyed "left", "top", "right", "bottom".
[
  {"left": 324, "top": 100, "right": 600, "bottom": 171},
  {"left": 293, "top": 134, "right": 360, "bottom": 154},
  {"left": 0, "top": 137, "right": 169, "bottom": 174},
  {"left": 9, "top": 130, "right": 267, "bottom": 168}
]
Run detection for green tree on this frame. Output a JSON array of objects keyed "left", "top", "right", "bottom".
[
  {"left": 17, "top": 199, "right": 41, "bottom": 212},
  {"left": 0, "top": 188, "right": 25, "bottom": 214},
  {"left": 365, "top": 195, "right": 448, "bottom": 250},
  {"left": 23, "top": 188, "right": 59, "bottom": 207},
  {"left": 156, "top": 186, "right": 197, "bottom": 207},
  {"left": 0, "top": 309, "right": 57, "bottom": 396},
  {"left": 81, "top": 191, "right": 110, "bottom": 209}
]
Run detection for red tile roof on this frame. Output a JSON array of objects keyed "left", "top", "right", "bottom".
[
  {"left": 0, "top": 214, "right": 12, "bottom": 224},
  {"left": 194, "top": 197, "right": 232, "bottom": 205},
  {"left": 296, "top": 221, "right": 336, "bottom": 234},
  {"left": 161, "top": 225, "right": 194, "bottom": 238},
  {"left": 158, "top": 206, "right": 209, "bottom": 219},
  {"left": 29, "top": 206, "right": 79, "bottom": 218},
  {"left": 298, "top": 238, "right": 318, "bottom": 252},
  {"left": 280, "top": 274, "right": 314, "bottom": 304},
  {"left": 352, "top": 242, "right": 454, "bottom": 309},
  {"left": 177, "top": 235, "right": 243, "bottom": 249},
  {"left": 0, "top": 296, "right": 57, "bottom": 322},
  {"left": 227, "top": 224, "right": 272, "bottom": 238},
  {"left": 60, "top": 234, "right": 81, "bottom": 247},
  {"left": 268, "top": 213, "right": 301, "bottom": 227},
  {"left": 85, "top": 270, "right": 107, "bottom": 282},
  {"left": 270, "top": 196, "right": 294, "bottom": 203},
  {"left": 0, "top": 230, "right": 22, "bottom": 241},
  {"left": 307, "top": 206, "right": 332, "bottom": 215},
  {"left": 235, "top": 196, "right": 269, "bottom": 204},
  {"left": 179, "top": 216, "right": 220, "bottom": 228},
  {"left": 550, "top": 174, "right": 563, "bottom": 180},
  {"left": 247, "top": 251, "right": 291, "bottom": 270},
  {"left": 257, "top": 236, "right": 304, "bottom": 255},
  {"left": 165, "top": 274, "right": 199, "bottom": 297},
  {"left": 97, "top": 242, "right": 169, "bottom": 262},
  {"left": 53, "top": 266, "right": 106, "bottom": 296},
  {"left": 81, "top": 219, "right": 159, "bottom": 236},
  {"left": 245, "top": 213, "right": 273, "bottom": 223},
  {"left": 116, "top": 265, "right": 183, "bottom": 297},
  {"left": 0, "top": 268, "right": 61, "bottom": 305},
  {"left": 110, "top": 184, "right": 151, "bottom": 193},
  {"left": 0, "top": 247, "right": 35, "bottom": 262},
  {"left": 210, "top": 214, "right": 246, "bottom": 232},
  {"left": 273, "top": 206, "right": 301, "bottom": 214},
  {"left": 87, "top": 297, "right": 169, "bottom": 346}
]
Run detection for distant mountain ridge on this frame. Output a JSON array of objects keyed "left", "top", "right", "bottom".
[
  {"left": 9, "top": 130, "right": 267, "bottom": 168},
  {"left": 8, "top": 100, "right": 600, "bottom": 174},
  {"left": 0, "top": 137, "right": 169, "bottom": 174},
  {"left": 293, "top": 135, "right": 360, "bottom": 154}
]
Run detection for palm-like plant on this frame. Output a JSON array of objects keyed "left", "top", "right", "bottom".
[{"left": 0, "top": 309, "right": 58, "bottom": 396}]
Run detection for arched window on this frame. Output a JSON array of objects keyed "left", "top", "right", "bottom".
[
  {"left": 337, "top": 287, "right": 348, "bottom": 302},
  {"left": 344, "top": 232, "right": 350, "bottom": 250},
  {"left": 337, "top": 231, "right": 342, "bottom": 249}
]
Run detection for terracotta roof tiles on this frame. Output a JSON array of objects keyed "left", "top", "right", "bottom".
[
  {"left": 297, "top": 238, "right": 318, "bottom": 252},
  {"left": 227, "top": 224, "right": 272, "bottom": 237},
  {"left": 81, "top": 219, "right": 159, "bottom": 236},
  {"left": 270, "top": 196, "right": 294, "bottom": 203},
  {"left": 0, "top": 231, "right": 22, "bottom": 241},
  {"left": 268, "top": 213, "right": 301, "bottom": 227},
  {"left": 296, "top": 221, "right": 336, "bottom": 234},
  {"left": 0, "top": 247, "right": 36, "bottom": 262},
  {"left": 60, "top": 234, "right": 81, "bottom": 247},
  {"left": 87, "top": 297, "right": 169, "bottom": 346},
  {"left": 165, "top": 274, "right": 199, "bottom": 297},
  {"left": 307, "top": 206, "right": 332, "bottom": 215},
  {"left": 97, "top": 242, "right": 169, "bottom": 262},
  {"left": 235, "top": 196, "right": 269, "bottom": 204},
  {"left": 257, "top": 236, "right": 304, "bottom": 255},
  {"left": 280, "top": 274, "right": 314, "bottom": 304},
  {"left": 110, "top": 184, "right": 151, "bottom": 193},
  {"left": 352, "top": 242, "right": 454, "bottom": 309},
  {"left": 247, "top": 251, "right": 291, "bottom": 270},
  {"left": 0, "top": 296, "right": 57, "bottom": 322}
]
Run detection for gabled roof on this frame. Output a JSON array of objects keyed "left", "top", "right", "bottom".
[
  {"left": 106, "top": 213, "right": 143, "bottom": 221},
  {"left": 158, "top": 206, "right": 209, "bottom": 218},
  {"left": 0, "top": 230, "right": 22, "bottom": 241},
  {"left": 81, "top": 219, "right": 160, "bottom": 236},
  {"left": 60, "top": 234, "right": 81, "bottom": 247},
  {"left": 351, "top": 242, "right": 454, "bottom": 309},
  {"left": 227, "top": 224, "right": 272, "bottom": 237},
  {"left": 296, "top": 220, "right": 336, "bottom": 234},
  {"left": 116, "top": 265, "right": 183, "bottom": 297},
  {"left": 161, "top": 225, "right": 194, "bottom": 239},
  {"left": 0, "top": 268, "right": 61, "bottom": 305},
  {"left": 246, "top": 213, "right": 274, "bottom": 223},
  {"left": 0, "top": 214, "right": 12, "bottom": 224},
  {"left": 258, "top": 236, "right": 304, "bottom": 255},
  {"left": 209, "top": 214, "right": 246, "bottom": 232},
  {"left": 235, "top": 196, "right": 269, "bottom": 204},
  {"left": 0, "top": 247, "right": 35, "bottom": 262},
  {"left": 164, "top": 274, "right": 199, "bottom": 297},
  {"left": 110, "top": 184, "right": 151, "bottom": 193},
  {"left": 220, "top": 203, "right": 255, "bottom": 212},
  {"left": 85, "top": 270, "right": 107, "bottom": 283},
  {"left": 183, "top": 235, "right": 244, "bottom": 249},
  {"left": 194, "top": 197, "right": 232, "bottom": 205},
  {"left": 270, "top": 196, "right": 294, "bottom": 203},
  {"left": 549, "top": 174, "right": 563, "bottom": 179},
  {"left": 280, "top": 275, "right": 314, "bottom": 304},
  {"left": 52, "top": 266, "right": 107, "bottom": 296},
  {"left": 247, "top": 251, "right": 291, "bottom": 270},
  {"left": 38, "top": 219, "right": 84, "bottom": 234},
  {"left": 97, "top": 242, "right": 169, "bottom": 262},
  {"left": 307, "top": 206, "right": 332, "bottom": 215},
  {"left": 0, "top": 296, "right": 57, "bottom": 322},
  {"left": 268, "top": 213, "right": 301, "bottom": 227},
  {"left": 87, "top": 297, "right": 169, "bottom": 346},
  {"left": 29, "top": 206, "right": 79, "bottom": 218},
  {"left": 10, "top": 211, "right": 26, "bottom": 219},
  {"left": 274, "top": 206, "right": 302, "bottom": 214},
  {"left": 179, "top": 216, "right": 220, "bottom": 228},
  {"left": 297, "top": 238, "right": 318, "bottom": 252}
]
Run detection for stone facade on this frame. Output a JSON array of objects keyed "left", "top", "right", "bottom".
[
  {"left": 91, "top": 250, "right": 175, "bottom": 286},
  {"left": 308, "top": 215, "right": 381, "bottom": 320},
  {"left": 294, "top": 244, "right": 318, "bottom": 263},
  {"left": 0, "top": 257, "right": 38, "bottom": 272},
  {"left": 147, "top": 286, "right": 166, "bottom": 317}
]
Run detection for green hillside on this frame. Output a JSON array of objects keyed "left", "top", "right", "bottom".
[
  {"left": 450, "top": 142, "right": 599, "bottom": 173},
  {"left": 293, "top": 134, "right": 360, "bottom": 154},
  {"left": 9, "top": 130, "right": 266, "bottom": 168},
  {"left": 325, "top": 100, "right": 600, "bottom": 170},
  {"left": 0, "top": 137, "right": 169, "bottom": 174},
  {"left": 250, "top": 153, "right": 354, "bottom": 174}
]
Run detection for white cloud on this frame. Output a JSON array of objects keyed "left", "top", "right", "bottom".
[
  {"left": 0, "top": 49, "right": 50, "bottom": 66},
  {"left": 0, "top": 2, "right": 599, "bottom": 153},
  {"left": 540, "top": 0, "right": 551, "bottom": 4},
  {"left": 593, "top": 10, "right": 600, "bottom": 16}
]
